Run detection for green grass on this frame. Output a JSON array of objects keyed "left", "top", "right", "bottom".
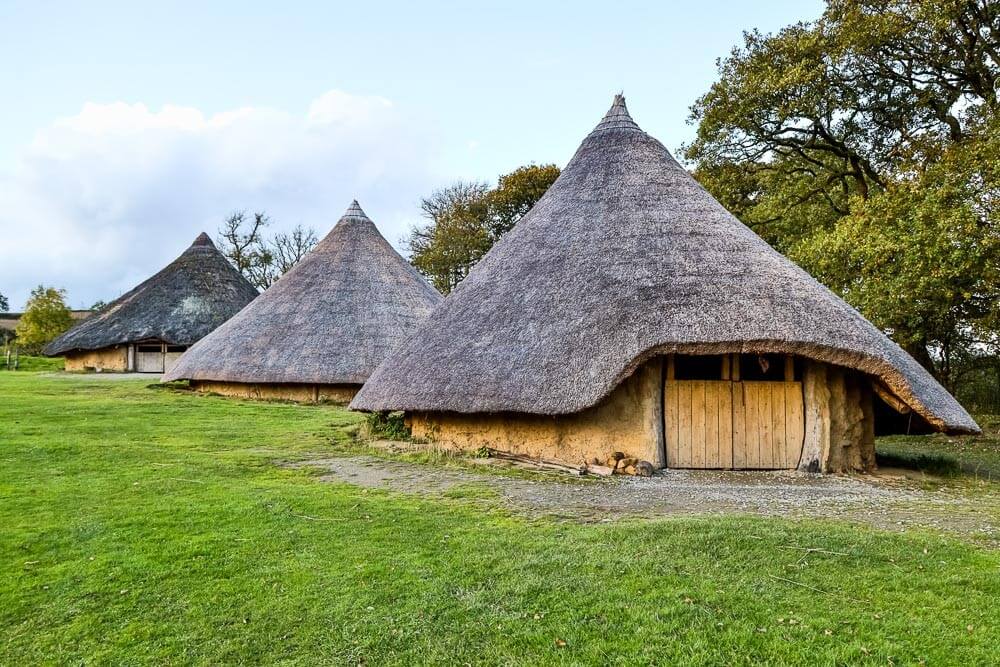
[
  {"left": 0, "top": 354, "right": 63, "bottom": 372},
  {"left": 2, "top": 373, "right": 999, "bottom": 664},
  {"left": 877, "top": 414, "right": 1000, "bottom": 479}
]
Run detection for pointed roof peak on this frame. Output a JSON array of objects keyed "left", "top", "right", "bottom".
[
  {"left": 590, "top": 93, "right": 642, "bottom": 135},
  {"left": 341, "top": 199, "right": 371, "bottom": 222},
  {"left": 190, "top": 232, "right": 215, "bottom": 248}
]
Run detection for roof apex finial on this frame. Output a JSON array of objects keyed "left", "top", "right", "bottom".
[
  {"left": 342, "top": 199, "right": 370, "bottom": 221},
  {"left": 191, "top": 231, "right": 215, "bottom": 248},
  {"left": 591, "top": 93, "right": 641, "bottom": 135}
]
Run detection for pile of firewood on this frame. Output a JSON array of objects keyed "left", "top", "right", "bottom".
[
  {"left": 483, "top": 449, "right": 655, "bottom": 478},
  {"left": 584, "top": 451, "right": 655, "bottom": 477}
]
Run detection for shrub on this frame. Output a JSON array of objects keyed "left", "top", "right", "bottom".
[{"left": 365, "top": 411, "right": 410, "bottom": 441}]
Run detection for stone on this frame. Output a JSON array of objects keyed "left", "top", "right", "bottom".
[
  {"left": 618, "top": 457, "right": 639, "bottom": 469},
  {"left": 635, "top": 461, "right": 654, "bottom": 477},
  {"left": 610, "top": 451, "right": 626, "bottom": 462},
  {"left": 623, "top": 465, "right": 637, "bottom": 475}
]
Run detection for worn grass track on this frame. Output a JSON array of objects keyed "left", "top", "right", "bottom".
[{"left": 1, "top": 373, "right": 998, "bottom": 664}]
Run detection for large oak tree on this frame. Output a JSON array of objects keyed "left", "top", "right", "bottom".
[{"left": 685, "top": 0, "right": 999, "bottom": 393}]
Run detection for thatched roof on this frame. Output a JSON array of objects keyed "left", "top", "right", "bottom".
[
  {"left": 1, "top": 310, "right": 91, "bottom": 333},
  {"left": 352, "top": 96, "right": 979, "bottom": 435},
  {"left": 45, "top": 233, "right": 258, "bottom": 355},
  {"left": 163, "top": 201, "right": 442, "bottom": 385}
]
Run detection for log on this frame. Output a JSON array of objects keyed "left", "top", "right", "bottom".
[{"left": 487, "top": 449, "right": 585, "bottom": 475}]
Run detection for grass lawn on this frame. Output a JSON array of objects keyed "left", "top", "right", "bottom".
[
  {"left": 0, "top": 354, "right": 64, "bottom": 372},
  {"left": 2, "top": 373, "right": 998, "bottom": 664},
  {"left": 877, "top": 414, "right": 1000, "bottom": 480}
]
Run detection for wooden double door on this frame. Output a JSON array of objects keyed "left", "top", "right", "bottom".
[{"left": 664, "top": 380, "right": 805, "bottom": 469}]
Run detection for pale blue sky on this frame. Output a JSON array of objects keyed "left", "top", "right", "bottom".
[{"left": 0, "top": 0, "right": 823, "bottom": 309}]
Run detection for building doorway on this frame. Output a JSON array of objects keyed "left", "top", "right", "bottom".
[{"left": 664, "top": 354, "right": 805, "bottom": 469}]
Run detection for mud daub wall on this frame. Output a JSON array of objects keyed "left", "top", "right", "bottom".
[
  {"left": 64, "top": 347, "right": 128, "bottom": 372},
  {"left": 191, "top": 380, "right": 358, "bottom": 404},
  {"left": 409, "top": 359, "right": 665, "bottom": 467}
]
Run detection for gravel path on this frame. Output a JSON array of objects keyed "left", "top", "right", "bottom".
[{"left": 291, "top": 455, "right": 998, "bottom": 543}]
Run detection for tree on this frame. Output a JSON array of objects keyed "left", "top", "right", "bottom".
[
  {"left": 90, "top": 300, "right": 108, "bottom": 312},
  {"left": 271, "top": 225, "right": 319, "bottom": 275},
  {"left": 0, "top": 292, "right": 8, "bottom": 312},
  {"left": 408, "top": 182, "right": 492, "bottom": 294},
  {"left": 406, "top": 164, "right": 560, "bottom": 293},
  {"left": 684, "top": 0, "right": 1000, "bottom": 389},
  {"left": 15, "top": 286, "right": 73, "bottom": 354},
  {"left": 217, "top": 211, "right": 318, "bottom": 290}
]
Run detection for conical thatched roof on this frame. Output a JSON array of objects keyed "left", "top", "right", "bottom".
[
  {"left": 45, "top": 233, "right": 258, "bottom": 355},
  {"left": 163, "top": 201, "right": 442, "bottom": 385},
  {"left": 352, "top": 96, "right": 979, "bottom": 435}
]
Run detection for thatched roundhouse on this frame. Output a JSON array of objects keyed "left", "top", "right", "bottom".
[
  {"left": 45, "top": 233, "right": 258, "bottom": 373},
  {"left": 351, "top": 96, "right": 980, "bottom": 473},
  {"left": 163, "top": 201, "right": 442, "bottom": 403}
]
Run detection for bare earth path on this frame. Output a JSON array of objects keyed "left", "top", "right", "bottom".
[{"left": 290, "top": 455, "right": 998, "bottom": 544}]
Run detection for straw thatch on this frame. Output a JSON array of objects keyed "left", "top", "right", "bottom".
[
  {"left": 163, "top": 201, "right": 442, "bottom": 385},
  {"left": 352, "top": 96, "right": 979, "bottom": 435},
  {"left": 45, "top": 233, "right": 258, "bottom": 356}
]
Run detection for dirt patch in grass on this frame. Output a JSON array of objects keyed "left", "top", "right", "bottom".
[{"left": 290, "top": 455, "right": 999, "bottom": 544}]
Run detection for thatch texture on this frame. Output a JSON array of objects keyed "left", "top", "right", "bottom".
[
  {"left": 45, "top": 233, "right": 258, "bottom": 356},
  {"left": 163, "top": 202, "right": 442, "bottom": 385},
  {"left": 352, "top": 96, "right": 979, "bottom": 435}
]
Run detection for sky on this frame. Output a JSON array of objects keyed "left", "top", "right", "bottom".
[{"left": 0, "top": 0, "right": 823, "bottom": 310}]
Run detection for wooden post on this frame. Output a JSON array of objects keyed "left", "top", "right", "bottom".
[
  {"left": 731, "top": 354, "right": 740, "bottom": 381},
  {"left": 721, "top": 355, "right": 730, "bottom": 380},
  {"left": 666, "top": 354, "right": 675, "bottom": 381},
  {"left": 784, "top": 355, "right": 795, "bottom": 382}
]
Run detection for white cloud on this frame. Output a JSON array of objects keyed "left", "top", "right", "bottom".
[{"left": 0, "top": 91, "right": 436, "bottom": 310}]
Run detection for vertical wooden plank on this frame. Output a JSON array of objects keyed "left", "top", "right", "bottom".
[
  {"left": 785, "top": 382, "right": 805, "bottom": 467},
  {"left": 720, "top": 382, "right": 733, "bottom": 468},
  {"left": 666, "top": 355, "right": 676, "bottom": 381},
  {"left": 691, "top": 382, "right": 706, "bottom": 468},
  {"left": 758, "top": 384, "right": 772, "bottom": 468},
  {"left": 732, "top": 383, "right": 745, "bottom": 468},
  {"left": 721, "top": 355, "right": 730, "bottom": 381},
  {"left": 678, "top": 382, "right": 692, "bottom": 468},
  {"left": 705, "top": 383, "right": 720, "bottom": 467},
  {"left": 785, "top": 355, "right": 795, "bottom": 382},
  {"left": 731, "top": 354, "right": 741, "bottom": 381},
  {"left": 772, "top": 384, "right": 786, "bottom": 469},
  {"left": 743, "top": 383, "right": 758, "bottom": 468},
  {"left": 665, "top": 382, "right": 679, "bottom": 467}
]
